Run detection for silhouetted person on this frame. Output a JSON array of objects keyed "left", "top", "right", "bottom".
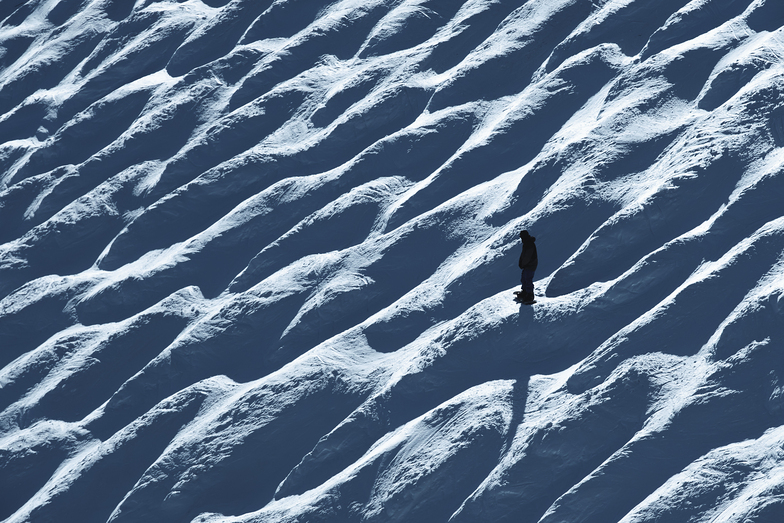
[{"left": 517, "top": 230, "right": 537, "bottom": 303}]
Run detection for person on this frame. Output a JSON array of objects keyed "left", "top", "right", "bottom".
[{"left": 517, "top": 230, "right": 537, "bottom": 303}]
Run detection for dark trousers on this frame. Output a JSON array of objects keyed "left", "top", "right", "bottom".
[{"left": 520, "top": 269, "right": 535, "bottom": 295}]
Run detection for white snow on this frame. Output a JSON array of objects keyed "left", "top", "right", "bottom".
[{"left": 1, "top": 0, "right": 784, "bottom": 522}]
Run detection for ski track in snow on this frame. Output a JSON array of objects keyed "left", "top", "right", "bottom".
[{"left": 1, "top": 0, "right": 784, "bottom": 521}]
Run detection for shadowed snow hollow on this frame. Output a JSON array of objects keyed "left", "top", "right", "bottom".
[{"left": 1, "top": 0, "right": 784, "bottom": 522}]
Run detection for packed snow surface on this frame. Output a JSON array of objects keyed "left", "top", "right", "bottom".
[{"left": 1, "top": 0, "right": 784, "bottom": 521}]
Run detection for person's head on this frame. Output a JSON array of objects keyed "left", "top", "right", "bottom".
[{"left": 519, "top": 230, "right": 531, "bottom": 240}]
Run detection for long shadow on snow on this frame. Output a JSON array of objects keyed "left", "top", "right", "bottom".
[
  {"left": 361, "top": 386, "right": 524, "bottom": 523},
  {"left": 367, "top": 191, "right": 618, "bottom": 355},
  {"left": 454, "top": 362, "right": 654, "bottom": 523},
  {"left": 278, "top": 366, "right": 532, "bottom": 504},
  {"left": 279, "top": 296, "right": 618, "bottom": 513},
  {"left": 365, "top": 243, "right": 779, "bottom": 517}
]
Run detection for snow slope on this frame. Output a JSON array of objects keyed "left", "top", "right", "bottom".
[{"left": 1, "top": 0, "right": 784, "bottom": 521}]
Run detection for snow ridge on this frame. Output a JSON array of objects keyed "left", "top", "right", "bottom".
[{"left": 1, "top": 0, "right": 784, "bottom": 522}]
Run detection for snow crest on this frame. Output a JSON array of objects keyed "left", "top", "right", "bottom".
[{"left": 1, "top": 0, "right": 784, "bottom": 522}]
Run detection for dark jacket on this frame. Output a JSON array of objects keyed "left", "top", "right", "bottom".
[{"left": 519, "top": 236, "right": 538, "bottom": 271}]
